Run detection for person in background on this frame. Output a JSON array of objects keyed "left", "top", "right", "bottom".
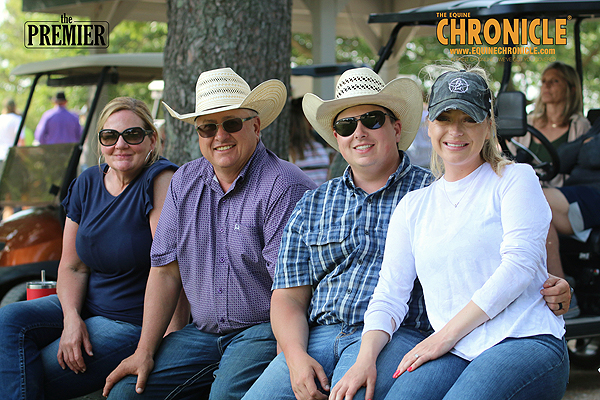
[
  {"left": 289, "top": 97, "right": 331, "bottom": 185},
  {"left": 544, "top": 117, "right": 600, "bottom": 315},
  {"left": 0, "top": 98, "right": 25, "bottom": 159},
  {"left": 509, "top": 62, "right": 590, "bottom": 313},
  {"left": 331, "top": 67, "right": 568, "bottom": 400},
  {"left": 35, "top": 91, "right": 82, "bottom": 145},
  {"left": 511, "top": 61, "right": 590, "bottom": 188},
  {"left": 0, "top": 97, "right": 177, "bottom": 399},
  {"left": 103, "top": 67, "right": 315, "bottom": 400},
  {"left": 405, "top": 101, "right": 432, "bottom": 168}
]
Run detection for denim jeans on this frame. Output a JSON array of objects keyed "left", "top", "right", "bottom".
[
  {"left": 242, "top": 324, "right": 427, "bottom": 400},
  {"left": 107, "top": 321, "right": 276, "bottom": 400},
  {"left": 0, "top": 295, "right": 142, "bottom": 400},
  {"left": 385, "top": 334, "right": 569, "bottom": 400}
]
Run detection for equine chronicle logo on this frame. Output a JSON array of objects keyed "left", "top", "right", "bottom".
[{"left": 435, "top": 12, "right": 568, "bottom": 47}]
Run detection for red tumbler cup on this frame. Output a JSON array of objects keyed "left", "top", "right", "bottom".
[{"left": 26, "top": 270, "right": 57, "bottom": 300}]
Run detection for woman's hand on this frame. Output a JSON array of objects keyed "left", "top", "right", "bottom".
[
  {"left": 394, "top": 301, "right": 489, "bottom": 378},
  {"left": 57, "top": 313, "right": 93, "bottom": 373},
  {"left": 392, "top": 331, "right": 455, "bottom": 379},
  {"left": 330, "top": 358, "right": 377, "bottom": 400}
]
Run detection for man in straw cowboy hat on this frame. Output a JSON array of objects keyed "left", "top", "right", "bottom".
[
  {"left": 243, "top": 67, "right": 572, "bottom": 400},
  {"left": 103, "top": 67, "right": 315, "bottom": 400},
  {"left": 242, "top": 66, "right": 433, "bottom": 400}
]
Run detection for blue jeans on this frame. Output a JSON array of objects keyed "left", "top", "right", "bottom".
[
  {"left": 242, "top": 324, "right": 427, "bottom": 400},
  {"left": 107, "top": 322, "right": 276, "bottom": 400},
  {"left": 385, "top": 335, "right": 569, "bottom": 400},
  {"left": 0, "top": 295, "right": 142, "bottom": 400}
]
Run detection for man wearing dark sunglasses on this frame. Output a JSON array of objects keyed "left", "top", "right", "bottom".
[
  {"left": 244, "top": 67, "right": 573, "bottom": 400},
  {"left": 104, "top": 68, "right": 316, "bottom": 400}
]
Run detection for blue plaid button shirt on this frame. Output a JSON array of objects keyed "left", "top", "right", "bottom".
[{"left": 273, "top": 153, "right": 434, "bottom": 330}]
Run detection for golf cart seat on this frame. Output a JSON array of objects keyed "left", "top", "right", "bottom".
[
  {"left": 587, "top": 109, "right": 600, "bottom": 126},
  {"left": 560, "top": 228, "right": 600, "bottom": 316}
]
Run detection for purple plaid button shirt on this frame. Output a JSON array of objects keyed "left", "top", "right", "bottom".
[{"left": 151, "top": 142, "right": 316, "bottom": 334}]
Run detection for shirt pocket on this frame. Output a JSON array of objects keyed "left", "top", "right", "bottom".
[
  {"left": 304, "top": 226, "right": 353, "bottom": 275},
  {"left": 231, "top": 222, "right": 263, "bottom": 267}
]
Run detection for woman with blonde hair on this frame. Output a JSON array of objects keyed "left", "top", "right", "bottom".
[
  {"left": 0, "top": 97, "right": 177, "bottom": 399},
  {"left": 511, "top": 61, "right": 590, "bottom": 187}
]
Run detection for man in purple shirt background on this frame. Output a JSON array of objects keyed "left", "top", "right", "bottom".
[
  {"left": 103, "top": 67, "right": 316, "bottom": 400},
  {"left": 34, "top": 91, "right": 81, "bottom": 145}
]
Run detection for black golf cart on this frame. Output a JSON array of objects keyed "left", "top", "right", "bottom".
[{"left": 368, "top": 0, "right": 600, "bottom": 369}]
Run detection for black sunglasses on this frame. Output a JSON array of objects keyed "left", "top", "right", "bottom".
[
  {"left": 99, "top": 127, "right": 153, "bottom": 146},
  {"left": 196, "top": 115, "right": 257, "bottom": 138},
  {"left": 333, "top": 110, "right": 394, "bottom": 137}
]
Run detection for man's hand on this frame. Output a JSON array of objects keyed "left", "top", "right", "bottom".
[
  {"left": 541, "top": 274, "right": 571, "bottom": 316},
  {"left": 287, "top": 351, "right": 330, "bottom": 400},
  {"left": 103, "top": 350, "right": 155, "bottom": 397},
  {"left": 57, "top": 314, "right": 93, "bottom": 374},
  {"left": 329, "top": 358, "right": 377, "bottom": 400}
]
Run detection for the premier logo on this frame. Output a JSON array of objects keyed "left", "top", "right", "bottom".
[
  {"left": 435, "top": 13, "right": 567, "bottom": 46},
  {"left": 25, "top": 13, "right": 109, "bottom": 49}
]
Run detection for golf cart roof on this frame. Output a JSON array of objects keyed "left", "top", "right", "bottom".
[
  {"left": 369, "top": 0, "right": 600, "bottom": 25},
  {"left": 11, "top": 53, "right": 163, "bottom": 85},
  {"left": 368, "top": 0, "right": 600, "bottom": 82}
]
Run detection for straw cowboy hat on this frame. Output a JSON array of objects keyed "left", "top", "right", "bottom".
[
  {"left": 162, "top": 67, "right": 286, "bottom": 129},
  {"left": 302, "top": 67, "right": 422, "bottom": 152}
]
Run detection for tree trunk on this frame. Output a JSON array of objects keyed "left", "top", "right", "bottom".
[{"left": 163, "top": 0, "right": 293, "bottom": 166}]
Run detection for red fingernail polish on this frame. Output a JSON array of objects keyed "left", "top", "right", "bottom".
[
  {"left": 408, "top": 366, "right": 413, "bottom": 372},
  {"left": 393, "top": 370, "right": 400, "bottom": 379}
]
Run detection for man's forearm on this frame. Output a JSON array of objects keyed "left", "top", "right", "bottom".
[{"left": 270, "top": 287, "right": 312, "bottom": 359}]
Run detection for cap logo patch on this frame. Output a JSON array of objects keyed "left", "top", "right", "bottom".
[{"left": 448, "top": 78, "right": 469, "bottom": 94}]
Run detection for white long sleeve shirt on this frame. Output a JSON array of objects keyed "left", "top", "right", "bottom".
[{"left": 364, "top": 162, "right": 565, "bottom": 360}]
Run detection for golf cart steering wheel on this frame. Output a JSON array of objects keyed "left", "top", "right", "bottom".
[{"left": 504, "top": 125, "right": 561, "bottom": 182}]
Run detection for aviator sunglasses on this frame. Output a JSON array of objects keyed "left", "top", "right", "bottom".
[
  {"left": 333, "top": 110, "right": 394, "bottom": 137},
  {"left": 99, "top": 127, "right": 153, "bottom": 147},
  {"left": 196, "top": 115, "right": 257, "bottom": 138}
]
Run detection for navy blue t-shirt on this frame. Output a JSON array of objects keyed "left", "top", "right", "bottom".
[{"left": 62, "top": 157, "right": 177, "bottom": 325}]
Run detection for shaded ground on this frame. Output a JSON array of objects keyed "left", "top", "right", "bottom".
[{"left": 563, "top": 365, "right": 600, "bottom": 400}]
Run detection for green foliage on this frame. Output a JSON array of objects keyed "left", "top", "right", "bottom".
[
  {"left": 103, "top": 21, "right": 167, "bottom": 107},
  {"left": 108, "top": 21, "right": 167, "bottom": 53},
  {"left": 291, "top": 33, "right": 376, "bottom": 67}
]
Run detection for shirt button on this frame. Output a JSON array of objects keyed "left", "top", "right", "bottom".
[
  {"left": 347, "top": 289, "right": 352, "bottom": 294},
  {"left": 365, "top": 229, "right": 369, "bottom": 235},
  {"left": 219, "top": 317, "right": 225, "bottom": 323},
  {"left": 220, "top": 257, "right": 225, "bottom": 263},
  {"left": 219, "top": 228, "right": 224, "bottom": 233},
  {"left": 218, "top": 288, "right": 222, "bottom": 294}
]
